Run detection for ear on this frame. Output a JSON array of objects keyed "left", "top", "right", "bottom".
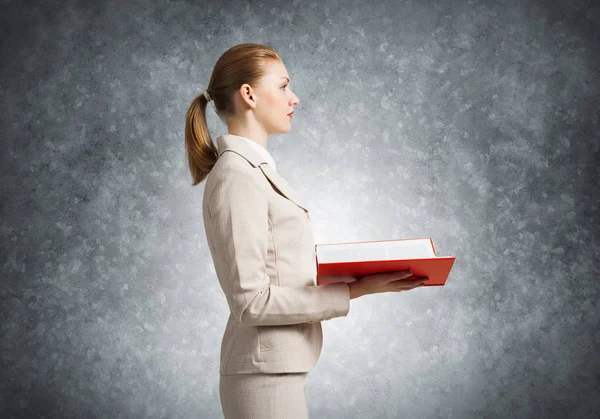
[{"left": 239, "top": 84, "right": 257, "bottom": 109}]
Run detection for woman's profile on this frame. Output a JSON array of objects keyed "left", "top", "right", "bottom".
[{"left": 184, "top": 43, "right": 427, "bottom": 419}]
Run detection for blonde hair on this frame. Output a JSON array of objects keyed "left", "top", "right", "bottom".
[{"left": 184, "top": 43, "right": 282, "bottom": 186}]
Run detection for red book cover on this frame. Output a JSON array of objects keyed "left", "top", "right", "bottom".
[{"left": 315, "top": 238, "right": 455, "bottom": 286}]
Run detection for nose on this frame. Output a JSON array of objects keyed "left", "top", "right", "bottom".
[{"left": 291, "top": 90, "right": 300, "bottom": 106}]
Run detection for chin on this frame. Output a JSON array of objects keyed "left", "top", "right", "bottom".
[{"left": 272, "top": 125, "right": 291, "bottom": 134}]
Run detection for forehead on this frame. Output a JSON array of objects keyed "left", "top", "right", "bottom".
[{"left": 263, "top": 60, "right": 289, "bottom": 81}]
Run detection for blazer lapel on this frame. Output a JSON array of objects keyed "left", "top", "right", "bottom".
[
  {"left": 216, "top": 134, "right": 309, "bottom": 214},
  {"left": 258, "top": 163, "right": 309, "bottom": 213}
]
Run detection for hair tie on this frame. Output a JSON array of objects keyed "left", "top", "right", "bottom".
[{"left": 203, "top": 89, "right": 212, "bottom": 102}]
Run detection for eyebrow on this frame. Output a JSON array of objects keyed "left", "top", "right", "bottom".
[{"left": 280, "top": 77, "right": 290, "bottom": 82}]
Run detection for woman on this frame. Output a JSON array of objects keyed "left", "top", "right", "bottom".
[{"left": 184, "top": 43, "right": 427, "bottom": 419}]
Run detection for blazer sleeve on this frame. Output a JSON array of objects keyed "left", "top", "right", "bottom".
[{"left": 204, "top": 167, "right": 351, "bottom": 326}]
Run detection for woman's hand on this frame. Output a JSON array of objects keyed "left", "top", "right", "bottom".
[{"left": 348, "top": 271, "right": 428, "bottom": 299}]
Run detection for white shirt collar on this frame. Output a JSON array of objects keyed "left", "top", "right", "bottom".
[{"left": 228, "top": 134, "right": 277, "bottom": 172}]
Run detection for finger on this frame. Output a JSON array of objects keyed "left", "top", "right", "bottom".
[
  {"left": 385, "top": 271, "right": 413, "bottom": 282},
  {"left": 389, "top": 275, "right": 425, "bottom": 285},
  {"left": 409, "top": 280, "right": 428, "bottom": 289},
  {"left": 393, "top": 278, "right": 428, "bottom": 290},
  {"left": 404, "top": 276, "right": 428, "bottom": 282},
  {"left": 410, "top": 277, "right": 429, "bottom": 287}
]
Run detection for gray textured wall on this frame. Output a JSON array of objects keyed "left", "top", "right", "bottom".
[{"left": 1, "top": 0, "right": 598, "bottom": 418}]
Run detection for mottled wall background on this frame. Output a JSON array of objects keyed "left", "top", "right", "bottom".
[{"left": 1, "top": 0, "right": 598, "bottom": 417}]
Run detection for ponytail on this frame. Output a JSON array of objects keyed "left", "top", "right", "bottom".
[{"left": 184, "top": 92, "right": 218, "bottom": 186}]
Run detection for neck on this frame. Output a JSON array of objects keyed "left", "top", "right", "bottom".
[{"left": 227, "top": 121, "right": 269, "bottom": 149}]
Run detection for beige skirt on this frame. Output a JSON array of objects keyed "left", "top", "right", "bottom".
[{"left": 219, "top": 372, "right": 310, "bottom": 419}]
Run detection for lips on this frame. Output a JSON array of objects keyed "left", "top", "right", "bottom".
[{"left": 287, "top": 111, "right": 294, "bottom": 117}]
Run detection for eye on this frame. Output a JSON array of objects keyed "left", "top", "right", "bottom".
[{"left": 281, "top": 84, "right": 288, "bottom": 90}]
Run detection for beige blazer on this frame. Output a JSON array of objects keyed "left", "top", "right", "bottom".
[{"left": 203, "top": 134, "right": 352, "bottom": 375}]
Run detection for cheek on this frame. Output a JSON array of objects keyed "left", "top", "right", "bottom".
[{"left": 260, "top": 94, "right": 282, "bottom": 115}]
